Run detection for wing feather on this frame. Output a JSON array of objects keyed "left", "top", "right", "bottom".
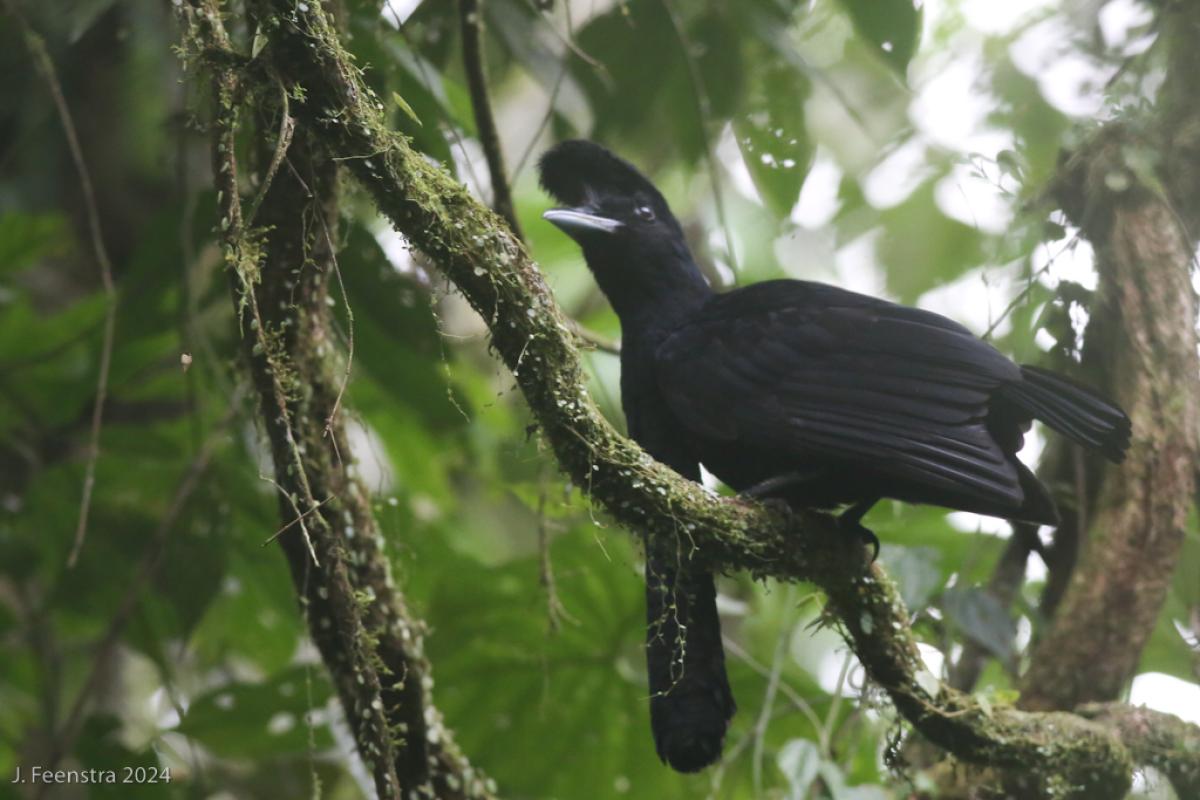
[{"left": 656, "top": 281, "right": 1023, "bottom": 507}]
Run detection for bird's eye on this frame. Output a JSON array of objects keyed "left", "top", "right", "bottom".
[{"left": 634, "top": 205, "right": 656, "bottom": 222}]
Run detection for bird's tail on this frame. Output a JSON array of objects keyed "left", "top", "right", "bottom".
[
  {"left": 644, "top": 543, "right": 736, "bottom": 773},
  {"left": 1003, "top": 365, "right": 1131, "bottom": 463}
]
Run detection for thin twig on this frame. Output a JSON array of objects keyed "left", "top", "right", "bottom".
[
  {"left": 458, "top": 0, "right": 524, "bottom": 240},
  {"left": 820, "top": 651, "right": 854, "bottom": 758},
  {"left": 521, "top": 0, "right": 605, "bottom": 72},
  {"left": 569, "top": 319, "right": 620, "bottom": 355},
  {"left": 263, "top": 493, "right": 334, "bottom": 546},
  {"left": 535, "top": 479, "right": 575, "bottom": 631},
  {"left": 751, "top": 585, "right": 796, "bottom": 795},
  {"left": 4, "top": 0, "right": 119, "bottom": 568},
  {"left": 723, "top": 637, "right": 828, "bottom": 754},
  {"left": 510, "top": 0, "right": 588, "bottom": 182},
  {"left": 318, "top": 212, "right": 354, "bottom": 455},
  {"left": 982, "top": 233, "right": 1079, "bottom": 340},
  {"left": 245, "top": 76, "right": 296, "bottom": 226},
  {"left": 511, "top": 59, "right": 566, "bottom": 182},
  {"left": 260, "top": 474, "right": 321, "bottom": 565}
]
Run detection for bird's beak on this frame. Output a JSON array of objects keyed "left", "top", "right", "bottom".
[{"left": 542, "top": 208, "right": 623, "bottom": 238}]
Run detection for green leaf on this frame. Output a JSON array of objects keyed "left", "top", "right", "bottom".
[
  {"left": 837, "top": 0, "right": 922, "bottom": 76},
  {"left": 190, "top": 550, "right": 300, "bottom": 676},
  {"left": 392, "top": 91, "right": 423, "bottom": 127},
  {"left": 942, "top": 586, "right": 1016, "bottom": 661},
  {"left": 878, "top": 180, "right": 988, "bottom": 302},
  {"left": 127, "top": 523, "right": 227, "bottom": 664},
  {"left": 734, "top": 64, "right": 814, "bottom": 218},
  {"left": 409, "top": 525, "right": 691, "bottom": 798},
  {"left": 572, "top": 2, "right": 684, "bottom": 153},
  {"left": 879, "top": 545, "right": 943, "bottom": 612},
  {"left": 0, "top": 213, "right": 71, "bottom": 276}
]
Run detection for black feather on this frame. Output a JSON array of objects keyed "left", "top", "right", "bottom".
[
  {"left": 538, "top": 139, "right": 665, "bottom": 207},
  {"left": 1002, "top": 366, "right": 1131, "bottom": 463}
]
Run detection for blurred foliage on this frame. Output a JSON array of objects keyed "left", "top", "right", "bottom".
[{"left": 0, "top": 0, "right": 1194, "bottom": 799}]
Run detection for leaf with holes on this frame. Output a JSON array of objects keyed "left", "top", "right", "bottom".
[{"left": 734, "top": 64, "right": 813, "bottom": 218}]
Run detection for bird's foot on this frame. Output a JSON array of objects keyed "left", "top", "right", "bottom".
[
  {"left": 756, "top": 496, "right": 793, "bottom": 519},
  {"left": 837, "top": 513, "right": 880, "bottom": 563},
  {"left": 837, "top": 497, "right": 881, "bottom": 562}
]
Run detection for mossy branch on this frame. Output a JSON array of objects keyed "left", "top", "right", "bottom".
[
  {"left": 207, "top": 0, "right": 1196, "bottom": 795},
  {"left": 1078, "top": 703, "right": 1200, "bottom": 799},
  {"left": 179, "top": 2, "right": 495, "bottom": 797},
  {"left": 207, "top": 72, "right": 402, "bottom": 800}
]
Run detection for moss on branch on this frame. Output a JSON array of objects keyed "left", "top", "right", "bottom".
[
  {"left": 1079, "top": 703, "right": 1200, "bottom": 798},
  {"left": 180, "top": 2, "right": 495, "bottom": 797}
]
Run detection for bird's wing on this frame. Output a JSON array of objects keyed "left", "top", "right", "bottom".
[{"left": 654, "top": 280, "right": 1024, "bottom": 506}]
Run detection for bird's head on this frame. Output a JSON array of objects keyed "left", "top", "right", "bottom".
[
  {"left": 539, "top": 140, "right": 708, "bottom": 321},
  {"left": 539, "top": 140, "right": 682, "bottom": 243}
]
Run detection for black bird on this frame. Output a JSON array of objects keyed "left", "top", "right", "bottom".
[{"left": 538, "top": 140, "right": 1130, "bottom": 773}]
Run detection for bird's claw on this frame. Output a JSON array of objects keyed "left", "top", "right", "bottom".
[
  {"left": 838, "top": 516, "right": 880, "bottom": 563},
  {"left": 754, "top": 495, "right": 793, "bottom": 519}
]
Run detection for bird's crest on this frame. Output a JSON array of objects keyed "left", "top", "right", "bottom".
[{"left": 538, "top": 140, "right": 664, "bottom": 207}]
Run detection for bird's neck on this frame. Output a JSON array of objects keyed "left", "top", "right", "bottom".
[{"left": 591, "top": 253, "right": 713, "bottom": 336}]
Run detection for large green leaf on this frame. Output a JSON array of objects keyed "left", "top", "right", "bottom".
[
  {"left": 878, "top": 180, "right": 989, "bottom": 303},
  {"left": 734, "top": 64, "right": 814, "bottom": 218},
  {"left": 406, "top": 518, "right": 698, "bottom": 798},
  {"left": 572, "top": 2, "right": 686, "bottom": 155},
  {"left": 0, "top": 212, "right": 71, "bottom": 276},
  {"left": 837, "top": 0, "right": 922, "bottom": 76}
]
